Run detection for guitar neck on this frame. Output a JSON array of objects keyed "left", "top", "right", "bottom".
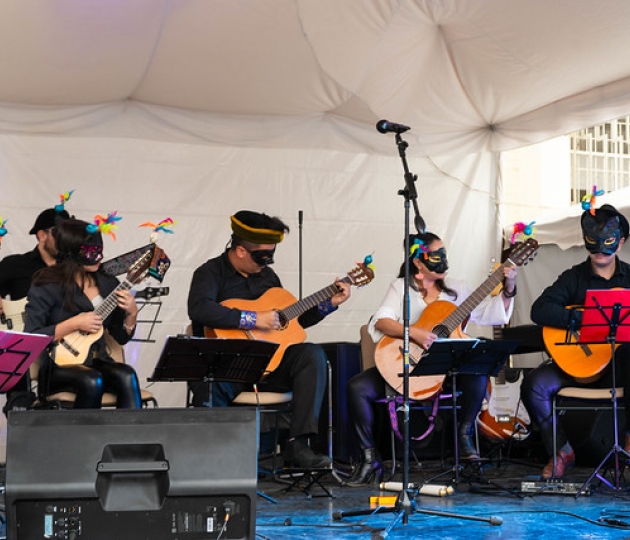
[
  {"left": 280, "top": 277, "right": 349, "bottom": 321},
  {"left": 442, "top": 261, "right": 510, "bottom": 333},
  {"left": 95, "top": 280, "right": 132, "bottom": 320}
]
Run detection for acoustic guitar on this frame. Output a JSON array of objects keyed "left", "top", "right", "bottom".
[
  {"left": 205, "top": 263, "right": 375, "bottom": 373},
  {"left": 374, "top": 238, "right": 538, "bottom": 401},
  {"left": 542, "top": 325, "right": 614, "bottom": 380},
  {"left": 0, "top": 297, "right": 27, "bottom": 332},
  {"left": 53, "top": 250, "right": 153, "bottom": 366}
]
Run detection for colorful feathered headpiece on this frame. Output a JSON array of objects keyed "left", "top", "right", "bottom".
[
  {"left": 510, "top": 221, "right": 536, "bottom": 244},
  {"left": 86, "top": 211, "right": 122, "bottom": 240},
  {"left": 0, "top": 216, "right": 8, "bottom": 241},
  {"left": 581, "top": 185, "right": 605, "bottom": 216},
  {"left": 55, "top": 190, "right": 74, "bottom": 213},
  {"left": 139, "top": 217, "right": 176, "bottom": 244}
]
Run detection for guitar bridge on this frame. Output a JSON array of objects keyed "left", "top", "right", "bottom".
[{"left": 58, "top": 338, "right": 80, "bottom": 357}]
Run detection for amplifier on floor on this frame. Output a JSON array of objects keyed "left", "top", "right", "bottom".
[{"left": 6, "top": 408, "right": 258, "bottom": 540}]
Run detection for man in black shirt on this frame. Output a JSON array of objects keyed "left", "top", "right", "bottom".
[
  {"left": 0, "top": 207, "right": 70, "bottom": 311},
  {"left": 0, "top": 207, "right": 69, "bottom": 404},
  {"left": 522, "top": 203, "right": 630, "bottom": 478},
  {"left": 188, "top": 210, "right": 351, "bottom": 469}
]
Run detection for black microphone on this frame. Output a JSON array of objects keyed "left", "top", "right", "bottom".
[{"left": 376, "top": 119, "right": 411, "bottom": 134}]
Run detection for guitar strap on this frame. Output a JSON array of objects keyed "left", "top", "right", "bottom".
[{"left": 387, "top": 392, "right": 441, "bottom": 442}]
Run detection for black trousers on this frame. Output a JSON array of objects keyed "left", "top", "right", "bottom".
[
  {"left": 346, "top": 366, "right": 487, "bottom": 450},
  {"left": 189, "top": 342, "right": 328, "bottom": 439},
  {"left": 520, "top": 343, "right": 630, "bottom": 457}
]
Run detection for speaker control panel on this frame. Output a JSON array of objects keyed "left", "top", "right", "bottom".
[{"left": 14, "top": 496, "right": 252, "bottom": 539}]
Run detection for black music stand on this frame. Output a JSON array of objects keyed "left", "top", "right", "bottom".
[
  {"left": 410, "top": 338, "right": 520, "bottom": 483},
  {"left": 564, "top": 295, "right": 630, "bottom": 495},
  {"left": 334, "top": 339, "right": 517, "bottom": 536},
  {"left": 0, "top": 331, "right": 52, "bottom": 394},
  {"left": 149, "top": 336, "right": 279, "bottom": 406}
]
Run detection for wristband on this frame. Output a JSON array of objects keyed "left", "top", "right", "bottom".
[
  {"left": 318, "top": 298, "right": 338, "bottom": 316},
  {"left": 502, "top": 285, "right": 517, "bottom": 298},
  {"left": 239, "top": 310, "right": 257, "bottom": 330}
]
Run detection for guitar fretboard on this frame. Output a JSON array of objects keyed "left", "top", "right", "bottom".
[
  {"left": 280, "top": 277, "right": 349, "bottom": 321},
  {"left": 441, "top": 261, "right": 511, "bottom": 334},
  {"left": 95, "top": 280, "right": 133, "bottom": 320}
]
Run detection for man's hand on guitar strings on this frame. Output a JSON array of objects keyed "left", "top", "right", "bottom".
[{"left": 331, "top": 279, "right": 351, "bottom": 307}]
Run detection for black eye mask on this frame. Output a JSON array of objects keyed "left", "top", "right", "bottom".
[
  {"left": 421, "top": 247, "right": 449, "bottom": 273},
  {"left": 582, "top": 215, "right": 621, "bottom": 255},
  {"left": 248, "top": 248, "right": 275, "bottom": 266},
  {"left": 78, "top": 243, "right": 104, "bottom": 265}
]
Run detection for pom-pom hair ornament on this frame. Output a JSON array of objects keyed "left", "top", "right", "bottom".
[
  {"left": 581, "top": 185, "right": 605, "bottom": 216},
  {"left": 86, "top": 211, "right": 122, "bottom": 240},
  {"left": 55, "top": 190, "right": 74, "bottom": 213},
  {"left": 511, "top": 221, "right": 536, "bottom": 244}
]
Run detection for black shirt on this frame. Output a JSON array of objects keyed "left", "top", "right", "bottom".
[
  {"left": 187, "top": 250, "right": 325, "bottom": 336},
  {"left": 531, "top": 256, "right": 630, "bottom": 329},
  {"left": 0, "top": 247, "right": 46, "bottom": 299}
]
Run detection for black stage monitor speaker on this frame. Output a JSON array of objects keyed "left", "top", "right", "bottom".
[{"left": 6, "top": 407, "right": 258, "bottom": 540}]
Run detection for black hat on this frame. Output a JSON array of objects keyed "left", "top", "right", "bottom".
[
  {"left": 581, "top": 204, "right": 630, "bottom": 240},
  {"left": 29, "top": 208, "right": 70, "bottom": 235}
]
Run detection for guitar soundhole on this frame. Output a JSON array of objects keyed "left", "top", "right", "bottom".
[
  {"left": 433, "top": 324, "right": 450, "bottom": 338},
  {"left": 277, "top": 311, "right": 289, "bottom": 330}
]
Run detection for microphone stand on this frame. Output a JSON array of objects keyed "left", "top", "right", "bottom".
[{"left": 298, "top": 210, "right": 303, "bottom": 300}]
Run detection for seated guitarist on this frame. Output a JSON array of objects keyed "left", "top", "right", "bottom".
[
  {"left": 345, "top": 231, "right": 517, "bottom": 487},
  {"left": 187, "top": 210, "right": 351, "bottom": 469},
  {"left": 24, "top": 218, "right": 142, "bottom": 409},
  {"left": 0, "top": 203, "right": 70, "bottom": 408},
  {"left": 522, "top": 202, "right": 630, "bottom": 479}
]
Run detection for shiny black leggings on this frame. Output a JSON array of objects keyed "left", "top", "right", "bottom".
[
  {"left": 40, "top": 357, "right": 142, "bottom": 409},
  {"left": 346, "top": 366, "right": 488, "bottom": 450}
]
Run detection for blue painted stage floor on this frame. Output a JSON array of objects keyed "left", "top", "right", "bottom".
[{"left": 255, "top": 458, "right": 630, "bottom": 540}]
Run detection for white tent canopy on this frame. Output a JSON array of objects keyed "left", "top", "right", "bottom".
[
  {"left": 2, "top": 0, "right": 630, "bottom": 420},
  {"left": 2, "top": 0, "right": 630, "bottom": 154}
]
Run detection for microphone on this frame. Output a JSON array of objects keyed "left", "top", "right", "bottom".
[{"left": 376, "top": 119, "right": 411, "bottom": 134}]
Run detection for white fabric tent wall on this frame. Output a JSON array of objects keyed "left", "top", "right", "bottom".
[{"left": 0, "top": 133, "right": 500, "bottom": 459}]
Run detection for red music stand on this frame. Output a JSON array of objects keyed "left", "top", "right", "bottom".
[{"left": 0, "top": 330, "right": 52, "bottom": 394}]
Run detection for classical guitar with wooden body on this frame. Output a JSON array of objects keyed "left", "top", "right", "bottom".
[
  {"left": 205, "top": 263, "right": 375, "bottom": 373},
  {"left": 374, "top": 238, "right": 539, "bottom": 401},
  {"left": 543, "top": 325, "right": 614, "bottom": 380},
  {"left": 53, "top": 250, "right": 153, "bottom": 366}
]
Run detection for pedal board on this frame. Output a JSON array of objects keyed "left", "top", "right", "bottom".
[{"left": 520, "top": 479, "right": 590, "bottom": 495}]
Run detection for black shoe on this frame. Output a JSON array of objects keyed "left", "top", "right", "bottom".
[
  {"left": 284, "top": 438, "right": 331, "bottom": 469},
  {"left": 345, "top": 448, "right": 382, "bottom": 487}
]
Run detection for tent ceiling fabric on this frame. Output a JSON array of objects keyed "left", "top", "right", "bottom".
[{"left": 2, "top": 0, "right": 630, "bottom": 155}]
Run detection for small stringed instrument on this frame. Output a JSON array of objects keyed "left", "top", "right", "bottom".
[
  {"left": 374, "top": 238, "right": 538, "bottom": 401},
  {"left": 54, "top": 251, "right": 153, "bottom": 366},
  {"left": 0, "top": 297, "right": 27, "bottom": 332},
  {"left": 205, "top": 263, "right": 375, "bottom": 373}
]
